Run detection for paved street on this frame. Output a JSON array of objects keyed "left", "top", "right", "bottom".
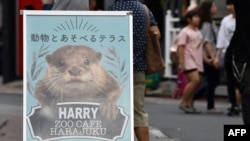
[
  {"left": 0, "top": 93, "right": 23, "bottom": 141},
  {"left": 0, "top": 80, "right": 23, "bottom": 141},
  {"left": 144, "top": 96, "right": 242, "bottom": 141}
]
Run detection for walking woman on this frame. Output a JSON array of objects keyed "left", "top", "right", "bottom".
[{"left": 198, "top": 0, "right": 221, "bottom": 113}]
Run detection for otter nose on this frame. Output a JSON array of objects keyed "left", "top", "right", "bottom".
[{"left": 68, "top": 67, "right": 81, "bottom": 76}]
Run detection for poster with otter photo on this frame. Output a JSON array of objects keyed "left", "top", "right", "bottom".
[{"left": 23, "top": 10, "right": 133, "bottom": 141}]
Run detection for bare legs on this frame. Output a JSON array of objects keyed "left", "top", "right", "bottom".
[{"left": 179, "top": 70, "right": 200, "bottom": 112}]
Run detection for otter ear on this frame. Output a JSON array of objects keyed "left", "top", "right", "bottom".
[
  {"left": 97, "top": 52, "right": 102, "bottom": 60},
  {"left": 46, "top": 54, "right": 52, "bottom": 63}
]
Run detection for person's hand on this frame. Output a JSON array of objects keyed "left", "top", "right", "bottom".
[
  {"left": 41, "top": 0, "right": 53, "bottom": 4},
  {"left": 213, "top": 57, "right": 219, "bottom": 69},
  {"left": 204, "top": 58, "right": 213, "bottom": 65},
  {"left": 178, "top": 64, "right": 185, "bottom": 73}
]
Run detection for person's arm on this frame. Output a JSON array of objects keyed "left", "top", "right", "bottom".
[
  {"left": 203, "top": 41, "right": 214, "bottom": 59},
  {"left": 176, "top": 28, "right": 188, "bottom": 72},
  {"left": 149, "top": 11, "right": 161, "bottom": 39},
  {"left": 178, "top": 45, "right": 185, "bottom": 72},
  {"left": 200, "top": 23, "right": 215, "bottom": 65},
  {"left": 213, "top": 48, "right": 222, "bottom": 68}
]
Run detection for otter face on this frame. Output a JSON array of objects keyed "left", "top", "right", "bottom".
[{"left": 45, "top": 45, "right": 102, "bottom": 89}]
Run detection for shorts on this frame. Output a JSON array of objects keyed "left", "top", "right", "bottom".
[
  {"left": 184, "top": 68, "right": 198, "bottom": 74},
  {"left": 134, "top": 72, "right": 149, "bottom": 127}
]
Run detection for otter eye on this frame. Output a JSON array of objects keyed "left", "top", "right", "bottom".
[
  {"left": 84, "top": 59, "right": 90, "bottom": 65},
  {"left": 56, "top": 59, "right": 65, "bottom": 67}
]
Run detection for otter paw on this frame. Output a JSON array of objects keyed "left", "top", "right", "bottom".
[
  {"left": 40, "top": 106, "right": 57, "bottom": 119},
  {"left": 100, "top": 102, "right": 118, "bottom": 120}
]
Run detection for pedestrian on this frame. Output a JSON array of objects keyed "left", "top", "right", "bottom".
[
  {"left": 177, "top": 9, "right": 203, "bottom": 114},
  {"left": 108, "top": 0, "right": 158, "bottom": 140},
  {"left": 197, "top": 0, "right": 221, "bottom": 114},
  {"left": 213, "top": 0, "right": 241, "bottom": 116},
  {"left": 227, "top": 0, "right": 250, "bottom": 124}
]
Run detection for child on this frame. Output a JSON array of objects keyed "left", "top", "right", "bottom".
[{"left": 177, "top": 9, "right": 203, "bottom": 114}]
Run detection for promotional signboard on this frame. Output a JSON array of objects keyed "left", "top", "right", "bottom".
[{"left": 23, "top": 10, "right": 133, "bottom": 141}]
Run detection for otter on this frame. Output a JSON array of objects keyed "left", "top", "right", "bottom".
[{"left": 34, "top": 45, "right": 121, "bottom": 120}]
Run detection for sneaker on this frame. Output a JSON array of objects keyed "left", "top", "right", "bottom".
[{"left": 227, "top": 107, "right": 240, "bottom": 116}]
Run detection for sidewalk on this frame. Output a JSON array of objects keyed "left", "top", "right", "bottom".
[
  {"left": 0, "top": 80, "right": 23, "bottom": 94},
  {"left": 0, "top": 80, "right": 174, "bottom": 141},
  {"left": 0, "top": 80, "right": 23, "bottom": 141}
]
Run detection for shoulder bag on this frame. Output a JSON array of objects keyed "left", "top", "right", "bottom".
[{"left": 144, "top": 5, "right": 166, "bottom": 75}]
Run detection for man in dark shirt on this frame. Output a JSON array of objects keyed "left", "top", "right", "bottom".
[
  {"left": 109, "top": 0, "right": 158, "bottom": 140},
  {"left": 227, "top": 0, "right": 250, "bottom": 124}
]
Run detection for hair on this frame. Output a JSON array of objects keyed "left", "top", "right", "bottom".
[
  {"left": 226, "top": 0, "right": 233, "bottom": 5},
  {"left": 180, "top": 9, "right": 199, "bottom": 27},
  {"left": 199, "top": 0, "right": 214, "bottom": 26},
  {"left": 185, "top": 10, "right": 199, "bottom": 21}
]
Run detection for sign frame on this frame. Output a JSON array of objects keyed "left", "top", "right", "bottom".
[{"left": 23, "top": 10, "right": 134, "bottom": 141}]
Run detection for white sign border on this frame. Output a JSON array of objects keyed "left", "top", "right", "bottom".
[{"left": 22, "top": 10, "right": 134, "bottom": 141}]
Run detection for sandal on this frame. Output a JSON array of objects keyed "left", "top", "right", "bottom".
[
  {"left": 179, "top": 106, "right": 201, "bottom": 114},
  {"left": 179, "top": 105, "right": 189, "bottom": 112},
  {"left": 186, "top": 107, "right": 201, "bottom": 114},
  {"left": 206, "top": 109, "right": 223, "bottom": 114}
]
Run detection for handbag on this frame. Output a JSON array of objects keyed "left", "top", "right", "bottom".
[{"left": 144, "top": 5, "right": 166, "bottom": 75}]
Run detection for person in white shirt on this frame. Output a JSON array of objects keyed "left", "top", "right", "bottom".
[
  {"left": 214, "top": 0, "right": 241, "bottom": 116},
  {"left": 215, "top": 13, "right": 235, "bottom": 67},
  {"left": 214, "top": 2, "right": 235, "bottom": 68}
]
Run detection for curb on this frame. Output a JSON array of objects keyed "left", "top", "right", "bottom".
[
  {"left": 149, "top": 127, "right": 180, "bottom": 141},
  {"left": 0, "top": 118, "right": 8, "bottom": 129},
  {"left": 0, "top": 80, "right": 23, "bottom": 95}
]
